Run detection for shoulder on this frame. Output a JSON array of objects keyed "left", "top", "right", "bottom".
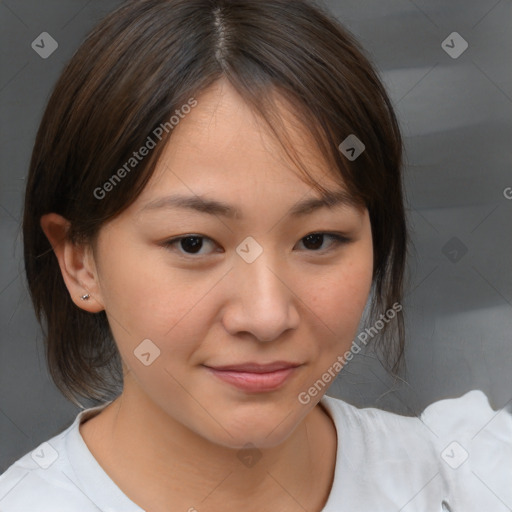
[
  {"left": 321, "top": 390, "right": 512, "bottom": 510},
  {"left": 320, "top": 393, "right": 448, "bottom": 509},
  {"left": 0, "top": 435, "right": 90, "bottom": 511},
  {"left": 419, "top": 390, "right": 512, "bottom": 510},
  {"left": 322, "top": 389, "right": 512, "bottom": 445},
  {"left": 0, "top": 406, "right": 113, "bottom": 512},
  {"left": 321, "top": 392, "right": 439, "bottom": 463}
]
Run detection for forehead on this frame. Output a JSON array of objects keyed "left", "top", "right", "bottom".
[{"left": 142, "top": 79, "right": 348, "bottom": 201}]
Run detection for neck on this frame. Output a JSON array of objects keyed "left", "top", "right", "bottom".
[{"left": 81, "top": 382, "right": 336, "bottom": 512}]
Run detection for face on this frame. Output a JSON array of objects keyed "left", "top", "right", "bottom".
[{"left": 87, "top": 78, "right": 373, "bottom": 449}]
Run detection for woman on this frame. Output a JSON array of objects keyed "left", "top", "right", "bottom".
[{"left": 1, "top": 1, "right": 510, "bottom": 510}]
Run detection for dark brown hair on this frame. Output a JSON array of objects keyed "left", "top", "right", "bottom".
[{"left": 23, "top": 0, "right": 408, "bottom": 406}]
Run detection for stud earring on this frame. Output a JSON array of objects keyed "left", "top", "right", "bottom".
[{"left": 80, "top": 293, "right": 90, "bottom": 301}]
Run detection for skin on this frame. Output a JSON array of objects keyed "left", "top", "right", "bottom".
[{"left": 41, "top": 78, "right": 374, "bottom": 512}]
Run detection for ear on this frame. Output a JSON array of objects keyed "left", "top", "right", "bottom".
[{"left": 40, "top": 213, "right": 105, "bottom": 312}]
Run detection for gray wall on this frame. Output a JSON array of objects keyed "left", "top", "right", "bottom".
[{"left": 1, "top": 0, "right": 511, "bottom": 472}]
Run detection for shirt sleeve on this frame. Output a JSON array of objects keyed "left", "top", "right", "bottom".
[{"left": 419, "top": 390, "right": 512, "bottom": 512}]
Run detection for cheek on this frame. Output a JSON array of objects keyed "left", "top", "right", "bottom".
[
  {"left": 96, "top": 233, "right": 195, "bottom": 326},
  {"left": 294, "top": 252, "right": 373, "bottom": 388},
  {"left": 303, "top": 254, "right": 373, "bottom": 338},
  {"left": 94, "top": 241, "right": 217, "bottom": 358}
]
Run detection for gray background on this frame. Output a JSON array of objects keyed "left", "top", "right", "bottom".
[{"left": 1, "top": 0, "right": 511, "bottom": 472}]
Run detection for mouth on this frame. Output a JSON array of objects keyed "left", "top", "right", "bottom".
[{"left": 203, "top": 361, "right": 302, "bottom": 392}]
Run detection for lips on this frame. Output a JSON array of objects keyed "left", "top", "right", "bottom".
[
  {"left": 203, "top": 361, "right": 301, "bottom": 392},
  {"left": 207, "top": 361, "right": 301, "bottom": 373}
]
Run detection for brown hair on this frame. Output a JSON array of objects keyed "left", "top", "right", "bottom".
[{"left": 23, "top": 0, "right": 408, "bottom": 406}]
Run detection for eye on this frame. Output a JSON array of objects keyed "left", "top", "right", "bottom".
[
  {"left": 163, "top": 235, "right": 220, "bottom": 256},
  {"left": 296, "top": 232, "right": 350, "bottom": 252}
]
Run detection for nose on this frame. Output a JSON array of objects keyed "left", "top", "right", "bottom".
[{"left": 221, "top": 253, "right": 300, "bottom": 342}]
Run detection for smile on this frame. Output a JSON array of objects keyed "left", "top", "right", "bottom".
[{"left": 203, "top": 364, "right": 300, "bottom": 392}]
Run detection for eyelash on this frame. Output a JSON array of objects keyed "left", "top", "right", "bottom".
[{"left": 162, "top": 232, "right": 351, "bottom": 258}]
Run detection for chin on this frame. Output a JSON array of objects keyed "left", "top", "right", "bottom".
[
  {"left": 210, "top": 431, "right": 295, "bottom": 451},
  {"left": 202, "top": 410, "right": 303, "bottom": 451}
]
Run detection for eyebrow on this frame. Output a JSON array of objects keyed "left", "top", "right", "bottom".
[{"left": 140, "top": 189, "right": 361, "bottom": 218}]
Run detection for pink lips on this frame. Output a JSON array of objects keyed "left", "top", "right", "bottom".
[{"left": 204, "top": 362, "right": 300, "bottom": 392}]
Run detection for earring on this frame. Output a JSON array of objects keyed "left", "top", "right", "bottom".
[{"left": 80, "top": 294, "right": 90, "bottom": 301}]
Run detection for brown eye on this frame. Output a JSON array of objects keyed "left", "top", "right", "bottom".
[
  {"left": 180, "top": 236, "right": 204, "bottom": 253},
  {"left": 302, "top": 233, "right": 324, "bottom": 250},
  {"left": 164, "top": 235, "right": 219, "bottom": 256},
  {"left": 296, "top": 232, "right": 350, "bottom": 252}
]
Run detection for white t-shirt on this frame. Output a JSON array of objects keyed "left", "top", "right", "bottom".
[{"left": 0, "top": 390, "right": 510, "bottom": 511}]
